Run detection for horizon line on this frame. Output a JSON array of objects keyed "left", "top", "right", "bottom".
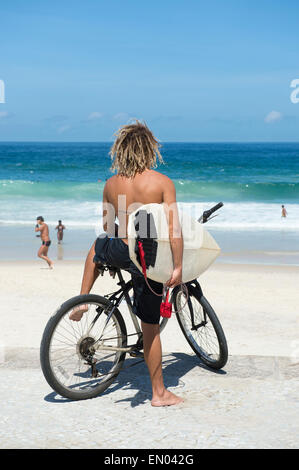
[{"left": 1, "top": 140, "right": 299, "bottom": 145}]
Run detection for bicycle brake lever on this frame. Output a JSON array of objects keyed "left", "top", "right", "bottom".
[{"left": 205, "top": 214, "right": 219, "bottom": 222}]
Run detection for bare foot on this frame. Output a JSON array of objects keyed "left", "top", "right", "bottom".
[
  {"left": 49, "top": 262, "right": 54, "bottom": 269},
  {"left": 151, "top": 389, "right": 184, "bottom": 407},
  {"left": 69, "top": 304, "right": 89, "bottom": 321}
]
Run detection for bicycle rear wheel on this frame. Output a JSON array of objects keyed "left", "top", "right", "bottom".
[
  {"left": 40, "top": 294, "right": 127, "bottom": 400},
  {"left": 174, "top": 287, "right": 228, "bottom": 369}
]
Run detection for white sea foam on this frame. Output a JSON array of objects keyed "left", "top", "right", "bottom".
[
  {"left": 0, "top": 199, "right": 299, "bottom": 232},
  {"left": 178, "top": 201, "right": 299, "bottom": 231}
]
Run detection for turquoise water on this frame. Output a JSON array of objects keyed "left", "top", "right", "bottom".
[
  {"left": 0, "top": 142, "right": 298, "bottom": 263},
  {"left": 1, "top": 142, "right": 299, "bottom": 203},
  {"left": 1, "top": 141, "right": 299, "bottom": 231}
]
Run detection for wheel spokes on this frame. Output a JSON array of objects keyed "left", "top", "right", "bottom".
[
  {"left": 177, "top": 293, "right": 220, "bottom": 361},
  {"left": 49, "top": 303, "right": 124, "bottom": 392}
]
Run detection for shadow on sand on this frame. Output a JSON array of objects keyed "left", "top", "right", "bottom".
[{"left": 44, "top": 352, "right": 226, "bottom": 407}]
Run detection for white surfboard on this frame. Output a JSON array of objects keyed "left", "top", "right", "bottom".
[{"left": 128, "top": 203, "right": 221, "bottom": 283}]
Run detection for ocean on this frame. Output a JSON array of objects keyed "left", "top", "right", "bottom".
[{"left": 0, "top": 142, "right": 299, "bottom": 264}]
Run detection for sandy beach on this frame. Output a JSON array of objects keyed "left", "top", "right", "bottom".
[
  {"left": 0, "top": 258, "right": 298, "bottom": 449},
  {"left": 1, "top": 259, "right": 298, "bottom": 357}
]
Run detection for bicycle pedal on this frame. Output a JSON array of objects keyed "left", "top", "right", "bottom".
[{"left": 129, "top": 348, "right": 144, "bottom": 358}]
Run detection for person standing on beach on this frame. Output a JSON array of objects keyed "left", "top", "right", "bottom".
[
  {"left": 69, "top": 121, "right": 183, "bottom": 407},
  {"left": 55, "top": 220, "right": 66, "bottom": 244},
  {"left": 281, "top": 205, "right": 287, "bottom": 218},
  {"left": 35, "top": 216, "right": 54, "bottom": 269}
]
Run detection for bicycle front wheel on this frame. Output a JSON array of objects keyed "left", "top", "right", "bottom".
[
  {"left": 40, "top": 294, "right": 127, "bottom": 400},
  {"left": 174, "top": 287, "right": 228, "bottom": 369}
]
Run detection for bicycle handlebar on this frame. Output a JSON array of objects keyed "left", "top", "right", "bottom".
[{"left": 198, "top": 202, "right": 223, "bottom": 223}]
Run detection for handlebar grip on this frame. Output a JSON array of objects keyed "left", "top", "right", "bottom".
[
  {"left": 209, "top": 202, "right": 223, "bottom": 215},
  {"left": 198, "top": 202, "right": 224, "bottom": 224},
  {"left": 201, "top": 202, "right": 223, "bottom": 223}
]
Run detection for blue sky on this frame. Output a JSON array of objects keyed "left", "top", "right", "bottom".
[{"left": 0, "top": 0, "right": 299, "bottom": 141}]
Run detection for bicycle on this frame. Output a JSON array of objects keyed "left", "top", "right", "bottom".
[{"left": 40, "top": 202, "right": 228, "bottom": 401}]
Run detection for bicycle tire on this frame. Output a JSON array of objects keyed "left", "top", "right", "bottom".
[
  {"left": 40, "top": 294, "right": 127, "bottom": 400},
  {"left": 174, "top": 286, "right": 228, "bottom": 369},
  {"left": 159, "top": 317, "right": 168, "bottom": 333}
]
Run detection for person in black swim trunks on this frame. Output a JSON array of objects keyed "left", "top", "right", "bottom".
[
  {"left": 70, "top": 121, "right": 183, "bottom": 407},
  {"left": 35, "top": 216, "right": 54, "bottom": 269}
]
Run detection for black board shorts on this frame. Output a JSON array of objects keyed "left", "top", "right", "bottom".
[
  {"left": 93, "top": 236, "right": 163, "bottom": 325},
  {"left": 42, "top": 240, "right": 51, "bottom": 247}
]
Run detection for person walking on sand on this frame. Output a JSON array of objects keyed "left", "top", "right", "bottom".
[
  {"left": 69, "top": 121, "right": 183, "bottom": 407},
  {"left": 35, "top": 216, "right": 54, "bottom": 269},
  {"left": 55, "top": 220, "right": 66, "bottom": 244},
  {"left": 281, "top": 205, "right": 287, "bottom": 218}
]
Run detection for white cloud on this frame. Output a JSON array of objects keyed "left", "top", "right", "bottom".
[
  {"left": 264, "top": 110, "right": 282, "bottom": 123},
  {"left": 113, "top": 112, "right": 130, "bottom": 121},
  {"left": 57, "top": 124, "right": 71, "bottom": 134},
  {"left": 0, "top": 111, "right": 9, "bottom": 119},
  {"left": 87, "top": 111, "right": 103, "bottom": 121}
]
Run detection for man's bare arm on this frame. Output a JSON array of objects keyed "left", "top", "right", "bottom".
[{"left": 102, "top": 183, "right": 118, "bottom": 236}]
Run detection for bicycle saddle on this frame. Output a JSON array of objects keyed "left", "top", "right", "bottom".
[{"left": 96, "top": 262, "right": 118, "bottom": 278}]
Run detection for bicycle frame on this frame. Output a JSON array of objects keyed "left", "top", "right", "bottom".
[
  {"left": 89, "top": 265, "right": 172, "bottom": 355},
  {"left": 173, "top": 279, "right": 206, "bottom": 331},
  {"left": 89, "top": 267, "right": 143, "bottom": 354},
  {"left": 106, "top": 268, "right": 143, "bottom": 341},
  {"left": 91, "top": 267, "right": 206, "bottom": 357}
]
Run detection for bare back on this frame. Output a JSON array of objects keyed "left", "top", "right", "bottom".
[{"left": 103, "top": 169, "right": 177, "bottom": 243}]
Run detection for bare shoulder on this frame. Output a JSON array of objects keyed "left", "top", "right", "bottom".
[
  {"left": 103, "top": 175, "right": 117, "bottom": 194},
  {"left": 150, "top": 170, "right": 174, "bottom": 187},
  {"left": 149, "top": 171, "right": 176, "bottom": 204},
  {"left": 104, "top": 175, "right": 117, "bottom": 187}
]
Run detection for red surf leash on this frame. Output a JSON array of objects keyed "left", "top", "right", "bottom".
[
  {"left": 138, "top": 240, "right": 171, "bottom": 317},
  {"left": 160, "top": 286, "right": 172, "bottom": 318}
]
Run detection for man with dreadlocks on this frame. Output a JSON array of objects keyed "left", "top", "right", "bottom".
[{"left": 70, "top": 121, "right": 184, "bottom": 407}]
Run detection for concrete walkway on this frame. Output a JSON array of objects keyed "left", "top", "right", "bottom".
[
  {"left": 1, "top": 261, "right": 298, "bottom": 449},
  {"left": 0, "top": 347, "right": 298, "bottom": 449}
]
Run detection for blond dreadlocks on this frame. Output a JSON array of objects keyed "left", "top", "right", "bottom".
[{"left": 109, "top": 120, "right": 164, "bottom": 178}]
